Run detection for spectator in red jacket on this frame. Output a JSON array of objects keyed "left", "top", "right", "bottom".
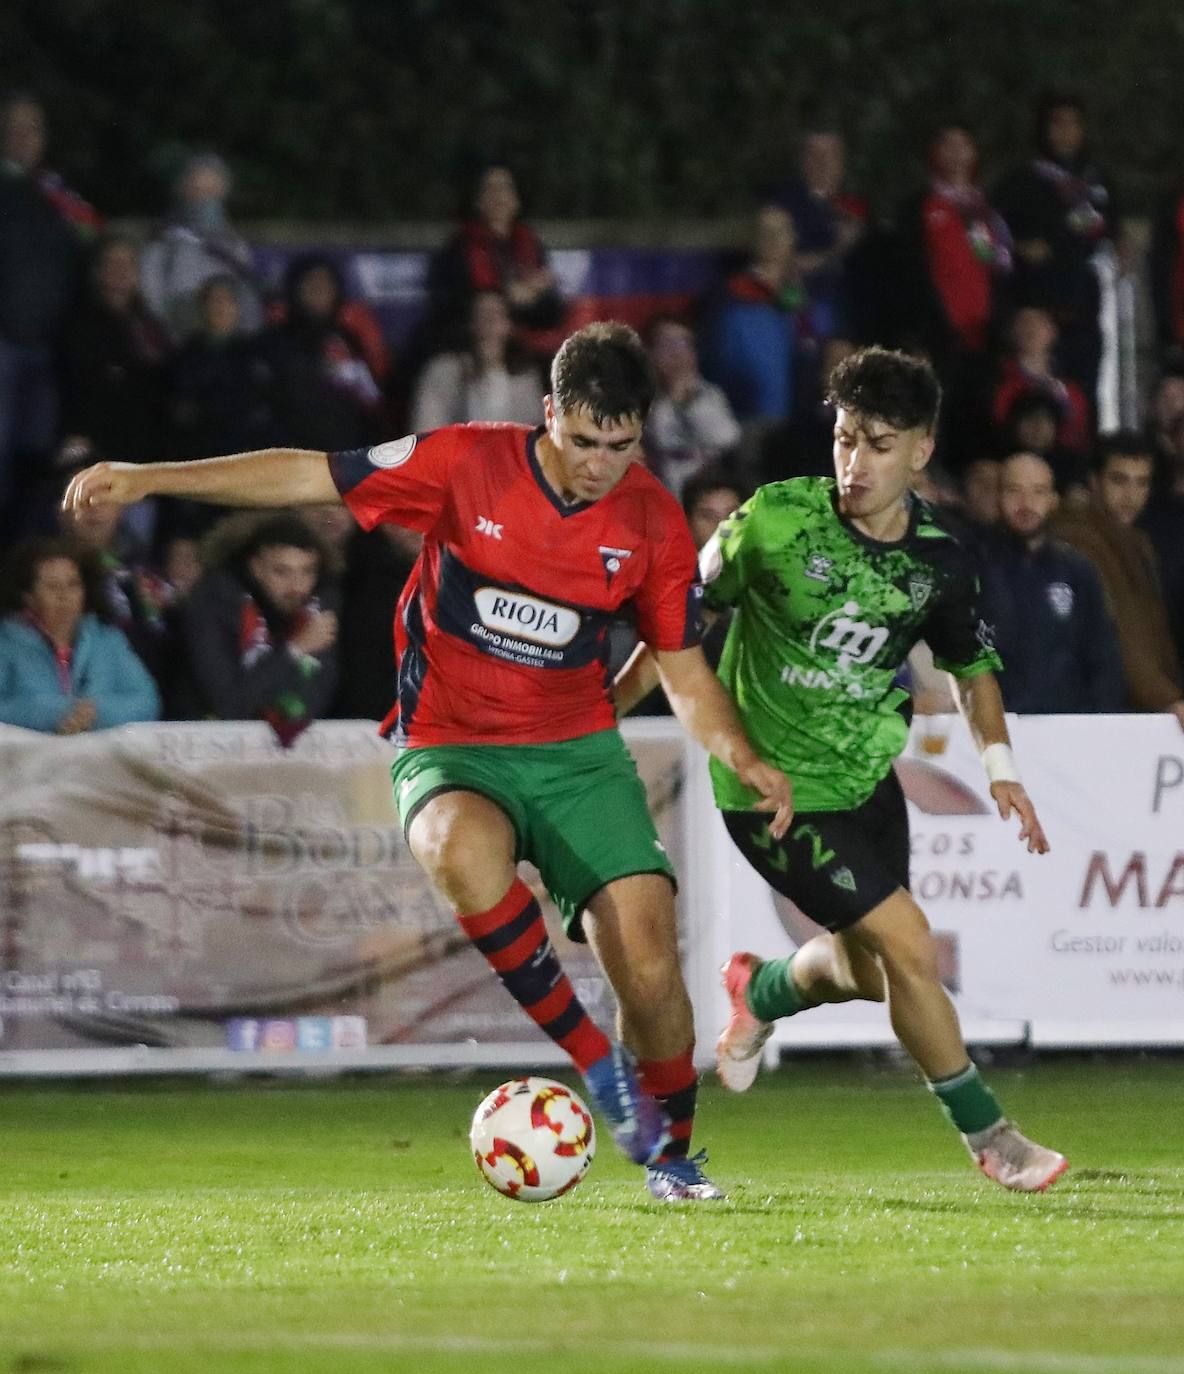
[
  {"left": 428, "top": 163, "right": 563, "bottom": 352},
  {"left": 993, "top": 306, "right": 1091, "bottom": 457},
  {"left": 896, "top": 123, "right": 1013, "bottom": 466},
  {"left": 920, "top": 124, "right": 1013, "bottom": 358}
]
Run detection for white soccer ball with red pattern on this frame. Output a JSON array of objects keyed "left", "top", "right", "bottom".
[{"left": 469, "top": 1076, "right": 596, "bottom": 1202}]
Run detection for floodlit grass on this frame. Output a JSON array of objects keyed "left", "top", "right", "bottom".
[{"left": 1, "top": 1058, "right": 1182, "bottom": 1374}]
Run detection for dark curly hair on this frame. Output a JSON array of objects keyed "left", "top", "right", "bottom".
[
  {"left": 0, "top": 537, "right": 108, "bottom": 618},
  {"left": 826, "top": 346, "right": 941, "bottom": 434},
  {"left": 550, "top": 321, "right": 656, "bottom": 426}
]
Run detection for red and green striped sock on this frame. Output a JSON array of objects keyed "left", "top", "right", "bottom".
[
  {"left": 637, "top": 1046, "right": 697, "bottom": 1162},
  {"left": 458, "top": 878, "right": 611, "bottom": 1072}
]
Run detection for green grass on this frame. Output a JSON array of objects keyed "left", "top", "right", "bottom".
[{"left": 1, "top": 1059, "right": 1182, "bottom": 1374}]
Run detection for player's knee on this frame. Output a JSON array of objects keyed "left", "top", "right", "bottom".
[
  {"left": 409, "top": 815, "right": 511, "bottom": 910},
  {"left": 412, "top": 824, "right": 499, "bottom": 912}
]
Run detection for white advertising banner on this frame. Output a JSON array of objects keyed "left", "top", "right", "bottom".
[
  {"left": 2, "top": 714, "right": 1181, "bottom": 1077},
  {"left": 689, "top": 714, "right": 1184, "bottom": 1056},
  {"left": 0, "top": 719, "right": 688, "bottom": 1076}
]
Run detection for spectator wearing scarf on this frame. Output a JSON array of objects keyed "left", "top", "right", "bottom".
[
  {"left": 176, "top": 513, "right": 340, "bottom": 745},
  {"left": 994, "top": 91, "right": 1120, "bottom": 406}
]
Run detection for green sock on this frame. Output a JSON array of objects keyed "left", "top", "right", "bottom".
[
  {"left": 746, "top": 954, "right": 812, "bottom": 1023},
  {"left": 928, "top": 1063, "right": 1004, "bottom": 1136}
]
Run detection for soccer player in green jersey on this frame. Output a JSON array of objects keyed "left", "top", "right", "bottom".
[{"left": 617, "top": 346, "right": 1067, "bottom": 1193}]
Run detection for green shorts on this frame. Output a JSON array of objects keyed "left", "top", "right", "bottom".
[{"left": 391, "top": 729, "right": 676, "bottom": 941}]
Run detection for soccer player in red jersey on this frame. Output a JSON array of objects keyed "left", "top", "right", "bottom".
[{"left": 64, "top": 321, "right": 792, "bottom": 1201}]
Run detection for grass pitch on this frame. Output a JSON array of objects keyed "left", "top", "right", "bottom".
[{"left": 1, "top": 1057, "right": 1182, "bottom": 1374}]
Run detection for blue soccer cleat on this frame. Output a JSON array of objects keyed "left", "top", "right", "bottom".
[
  {"left": 581, "top": 1043, "right": 671, "bottom": 1166},
  {"left": 645, "top": 1149, "right": 726, "bottom": 1201}
]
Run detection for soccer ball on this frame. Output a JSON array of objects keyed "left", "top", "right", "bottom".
[{"left": 469, "top": 1076, "right": 596, "bottom": 1202}]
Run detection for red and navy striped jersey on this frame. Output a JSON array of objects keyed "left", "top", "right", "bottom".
[{"left": 330, "top": 423, "right": 703, "bottom": 746}]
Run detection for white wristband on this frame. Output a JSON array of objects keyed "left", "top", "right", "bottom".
[{"left": 981, "top": 743, "right": 1021, "bottom": 785}]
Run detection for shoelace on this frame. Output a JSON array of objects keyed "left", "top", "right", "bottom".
[{"left": 649, "top": 1149, "right": 711, "bottom": 1183}]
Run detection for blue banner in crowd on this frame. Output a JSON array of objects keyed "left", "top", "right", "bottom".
[{"left": 251, "top": 244, "right": 729, "bottom": 350}]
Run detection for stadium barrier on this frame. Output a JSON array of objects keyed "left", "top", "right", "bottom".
[{"left": 1, "top": 715, "right": 1181, "bottom": 1077}]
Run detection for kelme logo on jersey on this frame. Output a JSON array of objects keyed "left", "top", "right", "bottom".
[
  {"left": 803, "top": 554, "right": 833, "bottom": 582},
  {"left": 474, "top": 587, "right": 580, "bottom": 646}
]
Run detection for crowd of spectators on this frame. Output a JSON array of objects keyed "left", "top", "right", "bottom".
[{"left": 2, "top": 85, "right": 1183, "bottom": 742}]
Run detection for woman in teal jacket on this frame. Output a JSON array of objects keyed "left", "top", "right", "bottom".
[{"left": 0, "top": 538, "right": 160, "bottom": 733}]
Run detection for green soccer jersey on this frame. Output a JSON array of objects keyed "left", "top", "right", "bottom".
[{"left": 704, "top": 477, "right": 1002, "bottom": 813}]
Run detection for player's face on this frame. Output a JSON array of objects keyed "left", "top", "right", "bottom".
[
  {"left": 248, "top": 545, "right": 320, "bottom": 615},
  {"left": 542, "top": 398, "right": 643, "bottom": 504},
  {"left": 1093, "top": 455, "right": 1153, "bottom": 527},
  {"left": 832, "top": 408, "right": 933, "bottom": 525}
]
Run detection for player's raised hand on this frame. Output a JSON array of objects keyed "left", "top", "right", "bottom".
[
  {"left": 735, "top": 757, "right": 794, "bottom": 839},
  {"left": 991, "top": 781, "right": 1049, "bottom": 855},
  {"left": 62, "top": 461, "right": 147, "bottom": 514}
]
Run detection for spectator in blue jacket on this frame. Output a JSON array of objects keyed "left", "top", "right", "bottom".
[
  {"left": 701, "top": 204, "right": 837, "bottom": 424},
  {"left": 0, "top": 537, "right": 161, "bottom": 732},
  {"left": 979, "top": 451, "right": 1124, "bottom": 714}
]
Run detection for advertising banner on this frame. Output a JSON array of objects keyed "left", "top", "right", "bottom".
[
  {"left": 700, "top": 714, "right": 1184, "bottom": 1056},
  {"left": 0, "top": 720, "right": 688, "bottom": 1074},
  {"left": 3, "top": 714, "right": 1181, "bottom": 1076}
]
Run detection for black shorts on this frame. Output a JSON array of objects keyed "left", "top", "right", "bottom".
[{"left": 723, "top": 771, "right": 910, "bottom": 933}]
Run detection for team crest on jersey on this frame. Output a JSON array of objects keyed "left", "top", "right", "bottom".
[
  {"left": 803, "top": 554, "right": 833, "bottom": 582},
  {"left": 598, "top": 545, "right": 633, "bottom": 583},
  {"left": 907, "top": 575, "right": 933, "bottom": 610},
  {"left": 367, "top": 434, "right": 418, "bottom": 469}
]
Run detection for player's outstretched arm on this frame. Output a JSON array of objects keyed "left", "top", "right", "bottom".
[
  {"left": 653, "top": 644, "right": 793, "bottom": 838},
  {"left": 952, "top": 670, "right": 1050, "bottom": 855},
  {"left": 62, "top": 449, "right": 341, "bottom": 513}
]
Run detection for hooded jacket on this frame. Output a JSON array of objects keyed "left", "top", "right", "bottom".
[{"left": 0, "top": 613, "right": 161, "bottom": 732}]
